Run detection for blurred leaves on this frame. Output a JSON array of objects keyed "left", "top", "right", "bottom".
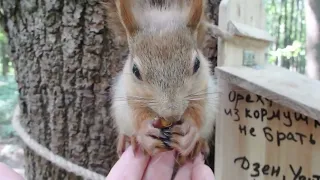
[
  {"left": 268, "top": 40, "right": 305, "bottom": 63},
  {"left": 0, "top": 76, "right": 18, "bottom": 138},
  {"left": 0, "top": 31, "right": 7, "bottom": 43},
  {"left": 264, "top": 0, "right": 306, "bottom": 73}
]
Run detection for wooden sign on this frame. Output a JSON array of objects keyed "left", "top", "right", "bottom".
[
  {"left": 217, "top": 0, "right": 274, "bottom": 67},
  {"left": 215, "top": 0, "right": 320, "bottom": 179},
  {"left": 214, "top": 66, "right": 320, "bottom": 180}
]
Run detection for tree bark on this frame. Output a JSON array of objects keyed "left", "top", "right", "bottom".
[
  {"left": 0, "top": 0, "right": 126, "bottom": 179},
  {"left": 0, "top": 41, "right": 9, "bottom": 77},
  {"left": 203, "top": 0, "right": 221, "bottom": 171},
  {"left": 275, "top": 0, "right": 284, "bottom": 66},
  {"left": 0, "top": 0, "right": 221, "bottom": 179},
  {"left": 306, "top": 0, "right": 320, "bottom": 80},
  {"left": 203, "top": 0, "right": 221, "bottom": 75}
]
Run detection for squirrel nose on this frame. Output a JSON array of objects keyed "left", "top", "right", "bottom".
[
  {"left": 158, "top": 99, "right": 187, "bottom": 122},
  {"left": 163, "top": 115, "right": 181, "bottom": 122},
  {"left": 160, "top": 104, "right": 183, "bottom": 121}
]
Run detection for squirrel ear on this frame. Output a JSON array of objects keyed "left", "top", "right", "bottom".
[
  {"left": 196, "top": 20, "right": 233, "bottom": 49},
  {"left": 186, "top": 0, "right": 203, "bottom": 32},
  {"left": 115, "top": 0, "right": 139, "bottom": 37}
]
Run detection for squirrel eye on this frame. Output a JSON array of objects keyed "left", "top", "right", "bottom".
[
  {"left": 132, "top": 64, "right": 142, "bottom": 80},
  {"left": 193, "top": 57, "right": 200, "bottom": 74}
]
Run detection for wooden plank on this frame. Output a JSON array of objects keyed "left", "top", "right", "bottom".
[
  {"left": 217, "top": 0, "right": 272, "bottom": 66},
  {"left": 227, "top": 21, "right": 275, "bottom": 43},
  {"left": 215, "top": 82, "right": 320, "bottom": 179},
  {"left": 215, "top": 65, "right": 320, "bottom": 121}
]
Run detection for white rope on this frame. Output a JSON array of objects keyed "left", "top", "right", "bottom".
[{"left": 11, "top": 106, "right": 107, "bottom": 180}]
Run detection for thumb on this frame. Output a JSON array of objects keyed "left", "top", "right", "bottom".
[
  {"left": 106, "top": 146, "right": 150, "bottom": 180},
  {"left": 191, "top": 154, "right": 215, "bottom": 180},
  {"left": 142, "top": 150, "right": 176, "bottom": 180},
  {"left": 0, "top": 163, "right": 24, "bottom": 180}
]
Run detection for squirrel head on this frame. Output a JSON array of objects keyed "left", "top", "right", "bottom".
[{"left": 117, "top": 0, "right": 212, "bottom": 122}]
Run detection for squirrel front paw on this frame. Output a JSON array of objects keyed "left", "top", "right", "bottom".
[
  {"left": 134, "top": 119, "right": 173, "bottom": 156},
  {"left": 117, "top": 134, "right": 137, "bottom": 157},
  {"left": 169, "top": 120, "right": 210, "bottom": 165}
]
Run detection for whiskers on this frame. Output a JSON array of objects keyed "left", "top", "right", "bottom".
[
  {"left": 112, "top": 95, "right": 159, "bottom": 108},
  {"left": 184, "top": 87, "right": 222, "bottom": 102}
]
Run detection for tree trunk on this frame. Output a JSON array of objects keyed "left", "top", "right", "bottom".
[
  {"left": 1, "top": 42, "right": 9, "bottom": 77},
  {"left": 0, "top": 0, "right": 221, "bottom": 179},
  {"left": 1, "top": 0, "right": 125, "bottom": 179},
  {"left": 203, "top": 0, "right": 221, "bottom": 171},
  {"left": 203, "top": 0, "right": 221, "bottom": 74},
  {"left": 275, "top": 0, "right": 284, "bottom": 66},
  {"left": 306, "top": 0, "right": 320, "bottom": 80}
]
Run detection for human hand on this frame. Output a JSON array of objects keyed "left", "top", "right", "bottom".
[
  {"left": 106, "top": 145, "right": 215, "bottom": 180},
  {"left": 0, "top": 146, "right": 215, "bottom": 180},
  {"left": 0, "top": 163, "right": 24, "bottom": 180}
]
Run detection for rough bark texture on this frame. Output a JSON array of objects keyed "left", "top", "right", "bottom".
[
  {"left": 203, "top": 0, "right": 221, "bottom": 75},
  {"left": 306, "top": 0, "right": 320, "bottom": 80},
  {"left": 0, "top": 42, "right": 9, "bottom": 77},
  {"left": 1, "top": 0, "right": 127, "bottom": 179},
  {"left": 203, "top": 0, "right": 221, "bottom": 171},
  {"left": 0, "top": 0, "right": 220, "bottom": 179}
]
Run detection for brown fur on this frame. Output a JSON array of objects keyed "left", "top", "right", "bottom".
[
  {"left": 187, "top": 0, "right": 203, "bottom": 32},
  {"left": 116, "top": 0, "right": 139, "bottom": 36},
  {"left": 102, "top": 0, "right": 231, "bottom": 47},
  {"left": 183, "top": 99, "right": 205, "bottom": 128},
  {"left": 102, "top": 0, "right": 128, "bottom": 44},
  {"left": 131, "top": 107, "right": 156, "bottom": 130}
]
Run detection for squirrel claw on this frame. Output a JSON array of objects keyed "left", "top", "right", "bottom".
[
  {"left": 117, "top": 134, "right": 129, "bottom": 158},
  {"left": 117, "top": 134, "right": 143, "bottom": 158},
  {"left": 136, "top": 120, "right": 171, "bottom": 156},
  {"left": 176, "top": 138, "right": 209, "bottom": 165},
  {"left": 130, "top": 136, "right": 139, "bottom": 156}
]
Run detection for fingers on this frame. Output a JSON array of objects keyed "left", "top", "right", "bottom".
[
  {"left": 191, "top": 154, "right": 215, "bottom": 180},
  {"left": 0, "top": 163, "right": 24, "bottom": 180},
  {"left": 173, "top": 161, "right": 193, "bottom": 180},
  {"left": 170, "top": 126, "right": 199, "bottom": 156},
  {"left": 174, "top": 153, "right": 215, "bottom": 180},
  {"left": 170, "top": 123, "right": 190, "bottom": 135},
  {"left": 142, "top": 150, "right": 176, "bottom": 180},
  {"left": 136, "top": 121, "right": 171, "bottom": 156},
  {"left": 106, "top": 146, "right": 150, "bottom": 180},
  {"left": 192, "top": 164, "right": 215, "bottom": 180},
  {"left": 137, "top": 133, "right": 169, "bottom": 156}
]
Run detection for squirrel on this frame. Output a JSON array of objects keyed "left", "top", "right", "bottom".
[{"left": 103, "top": 0, "right": 231, "bottom": 167}]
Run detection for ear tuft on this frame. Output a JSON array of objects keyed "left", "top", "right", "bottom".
[
  {"left": 187, "top": 0, "right": 203, "bottom": 32},
  {"left": 116, "top": 0, "right": 139, "bottom": 37}
]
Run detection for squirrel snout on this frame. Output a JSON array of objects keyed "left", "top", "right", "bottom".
[
  {"left": 163, "top": 115, "right": 181, "bottom": 123},
  {"left": 157, "top": 104, "right": 187, "bottom": 122}
]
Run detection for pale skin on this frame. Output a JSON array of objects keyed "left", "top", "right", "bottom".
[
  {"left": 0, "top": 146, "right": 215, "bottom": 180},
  {"left": 107, "top": 146, "right": 215, "bottom": 180},
  {"left": 0, "top": 163, "right": 24, "bottom": 180}
]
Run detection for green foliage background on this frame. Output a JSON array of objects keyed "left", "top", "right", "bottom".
[
  {"left": 0, "top": 27, "right": 18, "bottom": 138},
  {"left": 265, "top": 0, "right": 306, "bottom": 74}
]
